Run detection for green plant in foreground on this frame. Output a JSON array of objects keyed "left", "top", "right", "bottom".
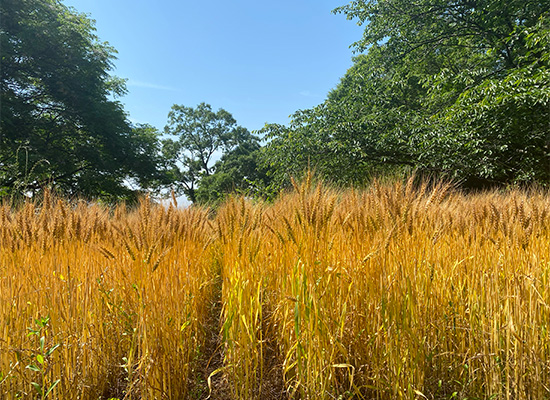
[{"left": 26, "top": 316, "right": 60, "bottom": 399}]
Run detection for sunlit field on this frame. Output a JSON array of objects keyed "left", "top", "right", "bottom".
[{"left": 2, "top": 178, "right": 550, "bottom": 399}]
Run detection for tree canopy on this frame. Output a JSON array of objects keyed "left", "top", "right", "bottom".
[
  {"left": 195, "top": 132, "right": 271, "bottom": 204},
  {"left": 0, "top": 0, "right": 166, "bottom": 201},
  {"left": 163, "top": 103, "right": 267, "bottom": 203},
  {"left": 3, "top": 0, "right": 548, "bottom": 204},
  {"left": 261, "top": 0, "right": 550, "bottom": 189}
]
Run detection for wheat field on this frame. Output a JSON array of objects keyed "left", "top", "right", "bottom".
[{"left": 2, "top": 177, "right": 550, "bottom": 399}]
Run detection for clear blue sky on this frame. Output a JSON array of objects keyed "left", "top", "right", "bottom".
[{"left": 64, "top": 0, "right": 363, "bottom": 134}]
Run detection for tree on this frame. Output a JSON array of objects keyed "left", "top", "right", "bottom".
[
  {"left": 163, "top": 103, "right": 257, "bottom": 203},
  {"left": 195, "top": 132, "right": 271, "bottom": 204},
  {"left": 0, "top": 0, "right": 166, "bottom": 201},
  {"left": 262, "top": 0, "right": 550, "bottom": 188},
  {"left": 260, "top": 47, "right": 422, "bottom": 190},
  {"left": 420, "top": 18, "right": 550, "bottom": 184}
]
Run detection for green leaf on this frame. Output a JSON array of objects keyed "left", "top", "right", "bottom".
[
  {"left": 180, "top": 321, "right": 191, "bottom": 331},
  {"left": 36, "top": 354, "right": 44, "bottom": 365},
  {"left": 31, "top": 381, "right": 43, "bottom": 395},
  {"left": 26, "top": 364, "right": 41, "bottom": 372},
  {"left": 44, "top": 379, "right": 61, "bottom": 398},
  {"left": 45, "top": 343, "right": 60, "bottom": 357}
]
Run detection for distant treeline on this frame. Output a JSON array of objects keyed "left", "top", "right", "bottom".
[{"left": 2, "top": 0, "right": 549, "bottom": 204}]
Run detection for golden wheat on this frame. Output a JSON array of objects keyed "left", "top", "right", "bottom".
[{"left": 2, "top": 180, "right": 550, "bottom": 399}]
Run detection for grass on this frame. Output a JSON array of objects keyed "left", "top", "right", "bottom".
[{"left": 1, "top": 178, "right": 550, "bottom": 399}]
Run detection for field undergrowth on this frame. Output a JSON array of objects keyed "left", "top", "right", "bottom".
[{"left": 2, "top": 177, "right": 550, "bottom": 399}]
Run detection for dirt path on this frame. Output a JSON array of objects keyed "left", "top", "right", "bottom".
[{"left": 188, "top": 275, "right": 288, "bottom": 400}]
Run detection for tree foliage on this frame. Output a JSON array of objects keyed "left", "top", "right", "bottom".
[
  {"left": 262, "top": 0, "right": 550, "bottom": 188},
  {"left": 195, "top": 133, "right": 271, "bottom": 204},
  {"left": 163, "top": 103, "right": 266, "bottom": 203},
  {"left": 0, "top": 0, "right": 166, "bottom": 201}
]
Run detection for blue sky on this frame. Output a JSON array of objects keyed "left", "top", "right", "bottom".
[{"left": 64, "top": 0, "right": 363, "bottom": 134}]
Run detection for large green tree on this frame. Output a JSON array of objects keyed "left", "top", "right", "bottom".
[
  {"left": 195, "top": 132, "right": 271, "bottom": 204},
  {"left": 0, "top": 0, "right": 166, "bottom": 200},
  {"left": 262, "top": 0, "right": 550, "bottom": 188},
  {"left": 163, "top": 103, "right": 263, "bottom": 203}
]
